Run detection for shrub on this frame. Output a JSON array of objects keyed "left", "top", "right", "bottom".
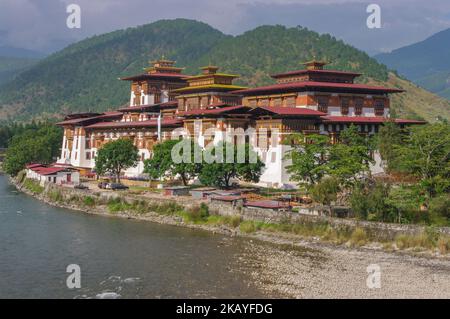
[
  {"left": 224, "top": 215, "right": 242, "bottom": 228},
  {"left": 437, "top": 236, "right": 450, "bottom": 254},
  {"left": 48, "top": 190, "right": 64, "bottom": 202},
  {"left": 83, "top": 196, "right": 96, "bottom": 207},
  {"left": 240, "top": 221, "right": 257, "bottom": 233},
  {"left": 107, "top": 197, "right": 131, "bottom": 213},
  {"left": 199, "top": 203, "right": 209, "bottom": 219},
  {"left": 309, "top": 177, "right": 340, "bottom": 205},
  {"left": 23, "top": 178, "right": 44, "bottom": 194},
  {"left": 16, "top": 170, "right": 26, "bottom": 183},
  {"left": 350, "top": 228, "right": 368, "bottom": 247},
  {"left": 350, "top": 181, "right": 393, "bottom": 221},
  {"left": 429, "top": 194, "right": 450, "bottom": 224}
]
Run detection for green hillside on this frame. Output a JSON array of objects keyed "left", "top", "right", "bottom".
[
  {"left": 0, "top": 19, "right": 448, "bottom": 122},
  {"left": 0, "top": 56, "right": 37, "bottom": 85}
]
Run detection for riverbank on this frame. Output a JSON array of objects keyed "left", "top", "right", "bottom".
[{"left": 10, "top": 175, "right": 450, "bottom": 298}]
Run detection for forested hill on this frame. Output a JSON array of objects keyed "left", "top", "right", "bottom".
[{"left": 0, "top": 19, "right": 448, "bottom": 123}]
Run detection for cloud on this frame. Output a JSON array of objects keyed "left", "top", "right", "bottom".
[{"left": 0, "top": 0, "right": 449, "bottom": 54}]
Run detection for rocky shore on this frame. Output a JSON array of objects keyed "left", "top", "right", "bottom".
[
  {"left": 239, "top": 238, "right": 450, "bottom": 298},
  {"left": 10, "top": 176, "right": 450, "bottom": 298}
]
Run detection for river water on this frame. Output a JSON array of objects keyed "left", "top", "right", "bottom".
[{"left": 0, "top": 174, "right": 266, "bottom": 299}]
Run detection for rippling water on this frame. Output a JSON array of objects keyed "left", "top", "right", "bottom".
[{"left": 0, "top": 175, "right": 265, "bottom": 298}]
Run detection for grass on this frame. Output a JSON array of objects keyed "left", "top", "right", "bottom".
[
  {"left": 394, "top": 227, "right": 449, "bottom": 253},
  {"left": 83, "top": 196, "right": 96, "bottom": 207},
  {"left": 48, "top": 190, "right": 64, "bottom": 202},
  {"left": 349, "top": 228, "right": 368, "bottom": 247},
  {"left": 22, "top": 178, "right": 44, "bottom": 194}
]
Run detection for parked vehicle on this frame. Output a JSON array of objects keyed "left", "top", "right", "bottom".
[
  {"left": 74, "top": 184, "right": 88, "bottom": 190},
  {"left": 109, "top": 183, "right": 129, "bottom": 191},
  {"left": 98, "top": 182, "right": 109, "bottom": 189}
]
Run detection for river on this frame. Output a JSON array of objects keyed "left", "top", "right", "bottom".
[{"left": 0, "top": 174, "right": 266, "bottom": 299}]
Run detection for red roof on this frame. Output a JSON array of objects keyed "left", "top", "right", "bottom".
[
  {"left": 56, "top": 116, "right": 100, "bottom": 126},
  {"left": 120, "top": 73, "right": 189, "bottom": 81},
  {"left": 26, "top": 163, "right": 44, "bottom": 169},
  {"left": 210, "top": 195, "right": 244, "bottom": 202},
  {"left": 394, "top": 119, "right": 427, "bottom": 124},
  {"left": 117, "top": 104, "right": 160, "bottom": 112},
  {"left": 98, "top": 111, "right": 123, "bottom": 118},
  {"left": 245, "top": 200, "right": 291, "bottom": 209},
  {"left": 179, "top": 105, "right": 249, "bottom": 116},
  {"left": 234, "top": 81, "right": 405, "bottom": 95},
  {"left": 56, "top": 111, "right": 122, "bottom": 126},
  {"left": 250, "top": 106, "right": 326, "bottom": 117},
  {"left": 159, "top": 100, "right": 179, "bottom": 108},
  {"left": 271, "top": 69, "right": 362, "bottom": 78},
  {"left": 118, "top": 101, "right": 179, "bottom": 112},
  {"left": 85, "top": 119, "right": 182, "bottom": 129},
  {"left": 30, "top": 166, "right": 72, "bottom": 175},
  {"left": 322, "top": 116, "right": 426, "bottom": 124}
]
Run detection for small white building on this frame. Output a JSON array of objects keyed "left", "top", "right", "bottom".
[{"left": 25, "top": 164, "right": 80, "bottom": 186}]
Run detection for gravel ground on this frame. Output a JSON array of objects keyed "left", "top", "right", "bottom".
[{"left": 238, "top": 237, "right": 450, "bottom": 299}]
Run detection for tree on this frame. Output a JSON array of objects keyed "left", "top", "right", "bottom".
[
  {"left": 327, "top": 125, "right": 375, "bottom": 185},
  {"left": 144, "top": 139, "right": 202, "bottom": 186},
  {"left": 95, "top": 139, "right": 139, "bottom": 183},
  {"left": 309, "top": 177, "right": 340, "bottom": 206},
  {"left": 3, "top": 124, "right": 62, "bottom": 176},
  {"left": 199, "top": 142, "right": 264, "bottom": 188},
  {"left": 395, "top": 123, "right": 450, "bottom": 181},
  {"left": 377, "top": 121, "right": 403, "bottom": 172},
  {"left": 285, "top": 133, "right": 330, "bottom": 186}
]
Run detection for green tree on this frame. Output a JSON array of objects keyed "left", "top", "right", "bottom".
[
  {"left": 327, "top": 125, "right": 375, "bottom": 185},
  {"left": 199, "top": 142, "right": 264, "bottom": 188},
  {"left": 309, "top": 177, "right": 340, "bottom": 206},
  {"left": 377, "top": 121, "right": 403, "bottom": 172},
  {"left": 3, "top": 124, "right": 62, "bottom": 176},
  {"left": 285, "top": 133, "right": 330, "bottom": 186},
  {"left": 95, "top": 139, "right": 139, "bottom": 183},
  {"left": 144, "top": 139, "right": 202, "bottom": 185},
  {"left": 350, "top": 181, "right": 394, "bottom": 222},
  {"left": 395, "top": 123, "right": 450, "bottom": 183}
]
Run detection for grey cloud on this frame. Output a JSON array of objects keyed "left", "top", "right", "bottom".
[{"left": 0, "top": 0, "right": 449, "bottom": 54}]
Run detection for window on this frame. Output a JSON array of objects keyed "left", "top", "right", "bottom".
[
  {"left": 318, "top": 96, "right": 329, "bottom": 113},
  {"left": 85, "top": 140, "right": 91, "bottom": 149},
  {"left": 374, "top": 99, "right": 385, "bottom": 116},
  {"left": 374, "top": 99, "right": 385, "bottom": 108},
  {"left": 341, "top": 97, "right": 350, "bottom": 115},
  {"left": 355, "top": 98, "right": 364, "bottom": 115},
  {"left": 86, "top": 152, "right": 91, "bottom": 160}
]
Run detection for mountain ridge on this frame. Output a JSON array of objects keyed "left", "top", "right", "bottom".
[{"left": 376, "top": 28, "right": 450, "bottom": 100}]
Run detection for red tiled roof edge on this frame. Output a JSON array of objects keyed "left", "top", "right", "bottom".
[
  {"left": 85, "top": 119, "right": 182, "bottom": 129},
  {"left": 271, "top": 69, "right": 362, "bottom": 78},
  {"left": 250, "top": 106, "right": 326, "bottom": 116}
]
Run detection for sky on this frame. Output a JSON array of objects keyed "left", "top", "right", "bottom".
[{"left": 1, "top": 0, "right": 450, "bottom": 56}]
